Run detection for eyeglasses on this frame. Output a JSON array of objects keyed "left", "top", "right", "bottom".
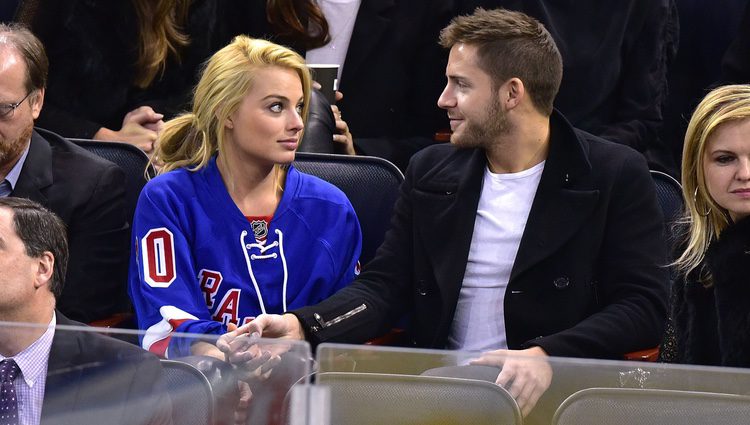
[{"left": 0, "top": 92, "right": 33, "bottom": 121}]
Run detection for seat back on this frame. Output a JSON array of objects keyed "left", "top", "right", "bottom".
[
  {"left": 293, "top": 153, "right": 404, "bottom": 265},
  {"left": 160, "top": 360, "right": 214, "bottom": 425},
  {"left": 553, "top": 387, "right": 750, "bottom": 425},
  {"left": 316, "top": 372, "right": 522, "bottom": 425},
  {"left": 297, "top": 89, "right": 336, "bottom": 154},
  {"left": 70, "top": 138, "right": 152, "bottom": 222},
  {"left": 650, "top": 170, "right": 684, "bottom": 226}
]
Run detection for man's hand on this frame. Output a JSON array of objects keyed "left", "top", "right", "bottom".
[
  {"left": 94, "top": 106, "right": 164, "bottom": 153},
  {"left": 243, "top": 313, "right": 306, "bottom": 340},
  {"left": 470, "top": 346, "right": 552, "bottom": 416}
]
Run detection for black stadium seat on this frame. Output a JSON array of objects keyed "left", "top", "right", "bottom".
[{"left": 293, "top": 152, "right": 404, "bottom": 265}]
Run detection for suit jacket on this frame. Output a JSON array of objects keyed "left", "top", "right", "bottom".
[
  {"left": 12, "top": 129, "right": 129, "bottom": 322},
  {"left": 41, "top": 314, "right": 171, "bottom": 425},
  {"left": 294, "top": 111, "right": 669, "bottom": 359},
  {"left": 335, "top": 0, "right": 452, "bottom": 140}
]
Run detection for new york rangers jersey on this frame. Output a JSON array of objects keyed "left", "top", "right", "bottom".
[{"left": 128, "top": 157, "right": 362, "bottom": 358}]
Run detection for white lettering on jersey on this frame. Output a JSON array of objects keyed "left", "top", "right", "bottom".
[{"left": 142, "top": 227, "right": 177, "bottom": 288}]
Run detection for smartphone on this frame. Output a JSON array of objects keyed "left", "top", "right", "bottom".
[{"left": 308, "top": 64, "right": 339, "bottom": 104}]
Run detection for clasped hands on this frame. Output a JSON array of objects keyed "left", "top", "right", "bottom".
[{"left": 210, "top": 321, "right": 290, "bottom": 425}]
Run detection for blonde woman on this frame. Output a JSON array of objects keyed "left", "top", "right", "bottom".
[
  {"left": 669, "top": 84, "right": 750, "bottom": 366},
  {"left": 128, "top": 36, "right": 362, "bottom": 360}
]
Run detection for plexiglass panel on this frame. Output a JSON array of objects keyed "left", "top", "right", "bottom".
[
  {"left": 0, "top": 321, "right": 313, "bottom": 425},
  {"left": 317, "top": 343, "right": 750, "bottom": 425}
]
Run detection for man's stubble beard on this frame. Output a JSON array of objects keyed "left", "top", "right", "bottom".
[
  {"left": 0, "top": 120, "right": 33, "bottom": 170},
  {"left": 450, "top": 94, "right": 509, "bottom": 150}
]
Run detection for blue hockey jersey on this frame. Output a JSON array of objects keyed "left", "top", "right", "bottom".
[{"left": 128, "top": 157, "right": 362, "bottom": 357}]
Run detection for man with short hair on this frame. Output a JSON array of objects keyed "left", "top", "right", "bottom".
[
  {"left": 243, "top": 8, "right": 668, "bottom": 416},
  {"left": 0, "top": 197, "right": 170, "bottom": 425},
  {"left": 0, "top": 23, "right": 129, "bottom": 322}
]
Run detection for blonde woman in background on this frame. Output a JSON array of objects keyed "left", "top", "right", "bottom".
[{"left": 668, "top": 84, "right": 750, "bottom": 366}]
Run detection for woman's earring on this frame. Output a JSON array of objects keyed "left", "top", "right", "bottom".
[{"left": 694, "top": 187, "right": 711, "bottom": 217}]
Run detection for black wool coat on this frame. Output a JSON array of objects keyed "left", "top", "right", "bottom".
[
  {"left": 293, "top": 111, "right": 669, "bottom": 359},
  {"left": 672, "top": 216, "right": 750, "bottom": 367}
]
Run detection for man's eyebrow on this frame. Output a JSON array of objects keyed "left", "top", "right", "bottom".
[{"left": 447, "top": 75, "right": 469, "bottom": 83}]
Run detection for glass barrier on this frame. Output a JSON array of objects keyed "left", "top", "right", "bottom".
[
  {"left": 8, "top": 319, "right": 750, "bottom": 425},
  {"left": 316, "top": 343, "right": 750, "bottom": 425},
  {"left": 0, "top": 320, "right": 314, "bottom": 425}
]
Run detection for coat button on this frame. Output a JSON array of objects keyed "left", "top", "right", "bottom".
[
  {"left": 553, "top": 277, "right": 570, "bottom": 289},
  {"left": 417, "top": 279, "right": 428, "bottom": 296}
]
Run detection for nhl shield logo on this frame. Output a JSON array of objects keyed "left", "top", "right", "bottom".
[{"left": 251, "top": 220, "right": 268, "bottom": 242}]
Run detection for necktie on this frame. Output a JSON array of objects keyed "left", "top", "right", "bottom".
[
  {"left": 0, "top": 180, "right": 11, "bottom": 197},
  {"left": 0, "top": 359, "right": 19, "bottom": 425}
]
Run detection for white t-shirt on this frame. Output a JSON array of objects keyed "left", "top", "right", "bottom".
[
  {"left": 306, "top": 0, "right": 361, "bottom": 80},
  {"left": 447, "top": 161, "right": 545, "bottom": 351}
]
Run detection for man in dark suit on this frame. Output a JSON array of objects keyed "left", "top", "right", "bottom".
[
  {"left": 242, "top": 8, "right": 668, "bottom": 417},
  {"left": 0, "top": 23, "right": 129, "bottom": 323},
  {"left": 0, "top": 197, "right": 170, "bottom": 425}
]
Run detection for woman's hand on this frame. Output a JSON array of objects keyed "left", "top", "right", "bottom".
[{"left": 331, "top": 91, "right": 355, "bottom": 155}]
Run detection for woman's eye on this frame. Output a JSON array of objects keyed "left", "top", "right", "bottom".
[
  {"left": 296, "top": 103, "right": 304, "bottom": 114},
  {"left": 269, "top": 103, "right": 282, "bottom": 113},
  {"left": 716, "top": 155, "right": 735, "bottom": 164}
]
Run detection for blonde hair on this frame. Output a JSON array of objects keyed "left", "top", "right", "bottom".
[
  {"left": 153, "top": 36, "right": 312, "bottom": 178},
  {"left": 674, "top": 84, "right": 750, "bottom": 279}
]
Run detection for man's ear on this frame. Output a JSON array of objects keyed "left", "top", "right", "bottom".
[
  {"left": 500, "top": 78, "right": 525, "bottom": 110},
  {"left": 30, "top": 88, "right": 45, "bottom": 120},
  {"left": 34, "top": 251, "right": 54, "bottom": 290}
]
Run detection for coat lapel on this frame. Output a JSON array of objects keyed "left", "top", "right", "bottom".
[
  {"left": 11, "top": 130, "right": 53, "bottom": 205},
  {"left": 340, "top": 0, "right": 395, "bottom": 90},
  {"left": 509, "top": 112, "right": 599, "bottom": 286},
  {"left": 413, "top": 149, "right": 486, "bottom": 311},
  {"left": 41, "top": 314, "right": 85, "bottom": 425}
]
